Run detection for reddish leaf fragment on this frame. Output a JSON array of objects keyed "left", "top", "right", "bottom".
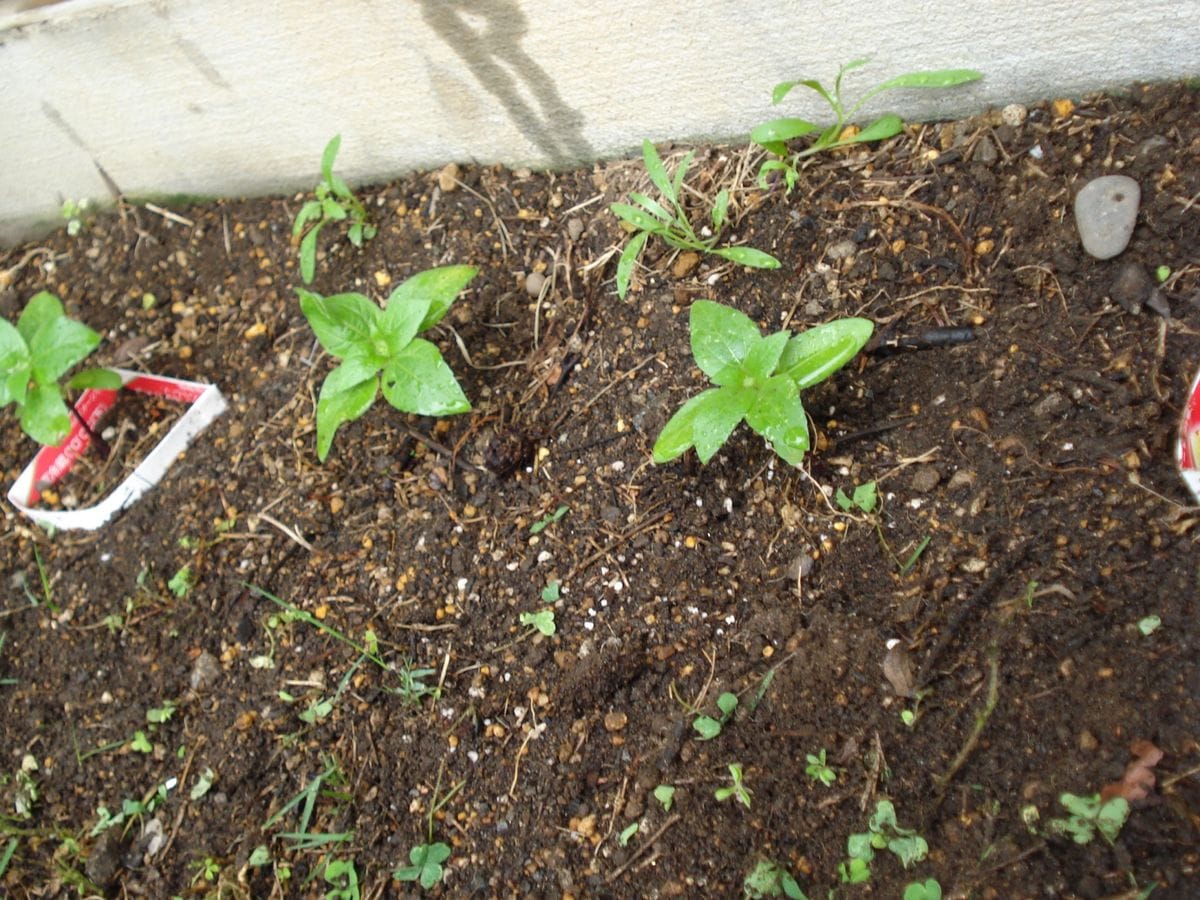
[{"left": 1100, "top": 739, "right": 1163, "bottom": 802}]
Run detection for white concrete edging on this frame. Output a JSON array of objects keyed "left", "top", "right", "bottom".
[{"left": 1, "top": 0, "right": 1197, "bottom": 245}]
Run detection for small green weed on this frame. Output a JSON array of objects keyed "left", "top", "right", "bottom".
[
  {"left": 394, "top": 763, "right": 465, "bottom": 890},
  {"left": 904, "top": 878, "right": 943, "bottom": 900},
  {"left": 1137, "top": 615, "right": 1162, "bottom": 636},
  {"left": 835, "top": 480, "right": 878, "bottom": 514},
  {"left": 654, "top": 301, "right": 872, "bottom": 466},
  {"left": 264, "top": 755, "right": 354, "bottom": 850},
  {"left": 323, "top": 856, "right": 360, "bottom": 900},
  {"left": 618, "top": 822, "right": 639, "bottom": 847},
  {"left": 190, "top": 855, "right": 220, "bottom": 886},
  {"left": 519, "top": 608, "right": 556, "bottom": 637},
  {"left": 1045, "top": 792, "right": 1130, "bottom": 845},
  {"left": 167, "top": 565, "right": 193, "bottom": 598},
  {"left": 1155, "top": 265, "right": 1171, "bottom": 284},
  {"left": 752, "top": 61, "right": 982, "bottom": 191},
  {"left": 804, "top": 748, "right": 836, "bottom": 787},
  {"left": 0, "top": 291, "right": 122, "bottom": 446},
  {"left": 715, "top": 763, "right": 752, "bottom": 808},
  {"left": 22, "top": 546, "right": 56, "bottom": 613},
  {"left": 146, "top": 700, "right": 176, "bottom": 724},
  {"left": 654, "top": 784, "right": 676, "bottom": 811},
  {"left": 693, "top": 691, "right": 738, "bottom": 740},
  {"left": 393, "top": 661, "right": 438, "bottom": 706},
  {"left": 292, "top": 135, "right": 377, "bottom": 284},
  {"left": 129, "top": 731, "right": 152, "bottom": 753},
  {"left": 744, "top": 858, "right": 807, "bottom": 898},
  {"left": 611, "top": 140, "right": 780, "bottom": 298},
  {"left": 61, "top": 198, "right": 91, "bottom": 236},
  {"left": 531, "top": 504, "right": 569, "bottom": 534},
  {"left": 297, "top": 265, "right": 476, "bottom": 461},
  {"left": 839, "top": 799, "right": 928, "bottom": 883},
  {"left": 837, "top": 480, "right": 930, "bottom": 574}
]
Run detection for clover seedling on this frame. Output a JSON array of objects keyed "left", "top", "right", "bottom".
[
  {"left": 744, "top": 859, "right": 808, "bottom": 899},
  {"left": 292, "top": 134, "right": 377, "bottom": 284},
  {"left": 840, "top": 799, "right": 928, "bottom": 882},
  {"left": 715, "top": 762, "right": 752, "bottom": 808},
  {"left": 395, "top": 841, "right": 451, "bottom": 890},
  {"left": 611, "top": 140, "right": 780, "bottom": 298},
  {"left": 753, "top": 60, "right": 982, "bottom": 191},
  {"left": 1045, "top": 792, "right": 1130, "bottom": 845},
  {"left": 297, "top": 265, "right": 477, "bottom": 461},
  {"left": 519, "top": 609, "right": 556, "bottom": 636},
  {"left": 694, "top": 691, "right": 738, "bottom": 740},
  {"left": 654, "top": 301, "right": 873, "bottom": 466},
  {"left": 1, "top": 291, "right": 121, "bottom": 447},
  {"left": 804, "top": 749, "right": 836, "bottom": 787},
  {"left": 904, "top": 879, "right": 943, "bottom": 900}
]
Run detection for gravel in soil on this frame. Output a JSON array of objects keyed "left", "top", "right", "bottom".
[{"left": 1, "top": 82, "right": 1199, "bottom": 898}]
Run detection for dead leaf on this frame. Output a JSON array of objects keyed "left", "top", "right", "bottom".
[
  {"left": 882, "top": 642, "right": 916, "bottom": 698},
  {"left": 1100, "top": 739, "right": 1163, "bottom": 802}
]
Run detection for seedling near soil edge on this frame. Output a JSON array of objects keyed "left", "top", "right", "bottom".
[
  {"left": 610, "top": 140, "right": 780, "bottom": 298},
  {"left": 653, "top": 301, "right": 872, "bottom": 466},
  {"left": 394, "top": 763, "right": 464, "bottom": 891},
  {"left": 693, "top": 691, "right": 738, "bottom": 740},
  {"left": 715, "top": 763, "right": 752, "bottom": 808},
  {"left": 292, "top": 135, "right": 377, "bottom": 284},
  {"left": 0, "top": 291, "right": 121, "bottom": 448},
  {"left": 297, "top": 265, "right": 477, "bottom": 462},
  {"left": 752, "top": 60, "right": 982, "bottom": 191}
]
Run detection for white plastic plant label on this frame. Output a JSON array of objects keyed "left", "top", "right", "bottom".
[
  {"left": 7, "top": 369, "right": 226, "bottom": 531},
  {"left": 1179, "top": 364, "right": 1200, "bottom": 504}
]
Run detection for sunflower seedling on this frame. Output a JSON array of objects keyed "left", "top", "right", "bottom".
[
  {"left": 292, "top": 134, "right": 377, "bottom": 284},
  {"left": 653, "top": 301, "right": 872, "bottom": 466},
  {"left": 610, "top": 140, "right": 780, "bottom": 298},
  {"left": 297, "top": 266, "right": 476, "bottom": 461},
  {"left": 1, "top": 291, "right": 122, "bottom": 449},
  {"left": 715, "top": 762, "right": 752, "bottom": 808},
  {"left": 753, "top": 60, "right": 982, "bottom": 191},
  {"left": 693, "top": 691, "right": 738, "bottom": 740}
]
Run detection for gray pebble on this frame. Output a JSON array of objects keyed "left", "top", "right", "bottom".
[
  {"left": 1109, "top": 261, "right": 1152, "bottom": 314},
  {"left": 524, "top": 271, "right": 546, "bottom": 297},
  {"left": 970, "top": 135, "right": 998, "bottom": 165},
  {"left": 1074, "top": 175, "right": 1140, "bottom": 259},
  {"left": 826, "top": 239, "right": 857, "bottom": 260},
  {"left": 567, "top": 217, "right": 584, "bottom": 241},
  {"left": 1000, "top": 103, "right": 1027, "bottom": 127},
  {"left": 1033, "top": 391, "right": 1071, "bottom": 418},
  {"left": 910, "top": 465, "right": 941, "bottom": 493},
  {"left": 1145, "top": 287, "right": 1171, "bottom": 319},
  {"left": 189, "top": 650, "right": 221, "bottom": 693}
]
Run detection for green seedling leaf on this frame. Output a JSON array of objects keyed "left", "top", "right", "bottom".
[
  {"left": 744, "top": 859, "right": 809, "bottom": 899},
  {"left": 712, "top": 246, "right": 781, "bottom": 268},
  {"left": 168, "top": 566, "right": 193, "bottom": 598},
  {"left": 716, "top": 691, "right": 738, "bottom": 717},
  {"left": 531, "top": 505, "right": 569, "bottom": 534},
  {"left": 711, "top": 189, "right": 729, "bottom": 231},
  {"left": 1155, "top": 265, "right": 1171, "bottom": 283},
  {"left": 1137, "top": 615, "right": 1161, "bottom": 636},
  {"left": 750, "top": 117, "right": 823, "bottom": 151},
  {"left": 0, "top": 319, "right": 32, "bottom": 407},
  {"left": 190, "top": 767, "right": 215, "bottom": 800},
  {"left": 887, "top": 834, "right": 929, "bottom": 868},
  {"left": 615, "top": 229, "right": 650, "bottom": 299},
  {"left": 381, "top": 338, "right": 471, "bottom": 416},
  {"left": 394, "top": 841, "right": 451, "bottom": 890},
  {"left": 772, "top": 78, "right": 832, "bottom": 107},
  {"left": 851, "top": 113, "right": 905, "bottom": 144},
  {"left": 315, "top": 361, "right": 378, "bottom": 462},
  {"left": 653, "top": 785, "right": 675, "bottom": 811},
  {"left": 874, "top": 68, "right": 983, "bottom": 91},
  {"left": 298, "top": 225, "right": 320, "bottom": 284},
  {"left": 248, "top": 845, "right": 272, "bottom": 867},
  {"left": 320, "top": 134, "right": 342, "bottom": 184},
  {"left": 388, "top": 264, "right": 478, "bottom": 331},
  {"left": 641, "top": 139, "right": 675, "bottom": 200},
  {"left": 693, "top": 715, "right": 723, "bottom": 740},
  {"left": 130, "top": 731, "right": 152, "bottom": 753},
  {"left": 541, "top": 581, "right": 561, "bottom": 603},
  {"left": 778, "top": 318, "right": 874, "bottom": 389},
  {"left": 629, "top": 190, "right": 675, "bottom": 223},
  {"left": 19, "top": 383, "right": 70, "bottom": 446},
  {"left": 836, "top": 481, "right": 878, "bottom": 514},
  {"left": 903, "top": 879, "right": 943, "bottom": 900},
  {"left": 146, "top": 700, "right": 176, "bottom": 724},
  {"left": 690, "top": 300, "right": 763, "bottom": 384},
  {"left": 297, "top": 290, "right": 381, "bottom": 360},
  {"left": 66, "top": 367, "right": 121, "bottom": 391},
  {"left": 520, "top": 609, "right": 556, "bottom": 636},
  {"left": 618, "top": 822, "right": 639, "bottom": 846},
  {"left": 610, "top": 202, "right": 670, "bottom": 234}
]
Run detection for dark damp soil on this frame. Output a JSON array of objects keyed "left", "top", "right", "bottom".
[{"left": 1, "top": 81, "right": 1199, "bottom": 900}]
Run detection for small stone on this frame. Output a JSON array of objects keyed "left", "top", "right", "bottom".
[
  {"left": 1000, "top": 103, "right": 1027, "bottom": 127},
  {"left": 1109, "top": 261, "right": 1152, "bottom": 314},
  {"left": 437, "top": 163, "right": 460, "bottom": 192},
  {"left": 970, "top": 135, "right": 998, "bottom": 165},
  {"left": 827, "top": 239, "right": 857, "bottom": 260},
  {"left": 1145, "top": 287, "right": 1171, "bottom": 319},
  {"left": 189, "top": 650, "right": 221, "bottom": 693},
  {"left": 524, "top": 271, "right": 546, "bottom": 297},
  {"left": 909, "top": 465, "right": 941, "bottom": 493},
  {"left": 671, "top": 251, "right": 700, "bottom": 278},
  {"left": 1074, "top": 175, "right": 1140, "bottom": 259},
  {"left": 1078, "top": 729, "right": 1099, "bottom": 751},
  {"left": 1033, "top": 391, "right": 1070, "bottom": 418},
  {"left": 567, "top": 217, "right": 584, "bottom": 241},
  {"left": 604, "top": 711, "right": 628, "bottom": 732},
  {"left": 1052, "top": 97, "right": 1075, "bottom": 118}
]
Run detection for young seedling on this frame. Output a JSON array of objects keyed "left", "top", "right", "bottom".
[
  {"left": 610, "top": 139, "right": 780, "bottom": 298},
  {"left": 394, "top": 763, "right": 465, "bottom": 890},
  {"left": 167, "top": 565, "right": 193, "bottom": 598},
  {"left": 292, "top": 134, "right": 377, "bottom": 284},
  {"left": 744, "top": 858, "right": 808, "bottom": 899},
  {"left": 1045, "top": 793, "right": 1130, "bottom": 845},
  {"left": 839, "top": 799, "right": 928, "bottom": 883},
  {"left": 264, "top": 755, "right": 354, "bottom": 850},
  {"left": 804, "top": 749, "right": 837, "bottom": 787},
  {"left": 519, "top": 608, "right": 556, "bottom": 637},
  {"left": 190, "top": 855, "right": 220, "bottom": 886},
  {"left": 618, "top": 822, "right": 639, "bottom": 847},
  {"left": 653, "top": 784, "right": 676, "bottom": 812},
  {"left": 297, "top": 265, "right": 477, "bottom": 462},
  {"left": 752, "top": 60, "right": 982, "bottom": 191},
  {"left": 837, "top": 481, "right": 931, "bottom": 575},
  {"left": 693, "top": 691, "right": 738, "bottom": 740},
  {"left": 1, "top": 291, "right": 121, "bottom": 448},
  {"left": 653, "top": 301, "right": 873, "bottom": 466},
  {"left": 323, "top": 857, "right": 360, "bottom": 900},
  {"left": 61, "top": 198, "right": 91, "bottom": 236},
  {"left": 904, "top": 879, "right": 943, "bottom": 900},
  {"left": 715, "top": 763, "right": 752, "bottom": 808},
  {"left": 530, "top": 504, "right": 569, "bottom": 534}
]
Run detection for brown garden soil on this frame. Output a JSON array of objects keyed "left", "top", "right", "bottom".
[{"left": 2, "top": 82, "right": 1199, "bottom": 899}]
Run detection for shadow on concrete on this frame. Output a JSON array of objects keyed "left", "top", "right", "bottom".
[{"left": 419, "top": 0, "right": 594, "bottom": 167}]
